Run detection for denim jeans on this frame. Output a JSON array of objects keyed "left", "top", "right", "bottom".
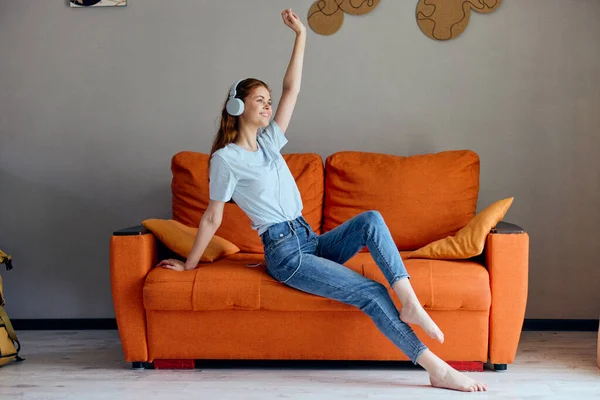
[{"left": 261, "top": 210, "right": 428, "bottom": 364}]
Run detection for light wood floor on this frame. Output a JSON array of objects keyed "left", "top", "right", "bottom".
[{"left": 1, "top": 331, "right": 598, "bottom": 399}]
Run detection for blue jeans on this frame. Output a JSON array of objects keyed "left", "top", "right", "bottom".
[{"left": 261, "top": 210, "right": 428, "bottom": 364}]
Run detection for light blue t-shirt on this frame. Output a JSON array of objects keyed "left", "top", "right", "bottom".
[{"left": 209, "top": 120, "right": 303, "bottom": 236}]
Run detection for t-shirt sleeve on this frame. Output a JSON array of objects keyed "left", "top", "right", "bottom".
[
  {"left": 209, "top": 155, "right": 238, "bottom": 202},
  {"left": 260, "top": 120, "right": 288, "bottom": 152}
]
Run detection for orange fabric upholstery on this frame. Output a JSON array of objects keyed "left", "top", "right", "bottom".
[
  {"left": 143, "top": 253, "right": 490, "bottom": 313},
  {"left": 143, "top": 253, "right": 269, "bottom": 311},
  {"left": 141, "top": 218, "right": 240, "bottom": 262},
  {"left": 145, "top": 309, "right": 488, "bottom": 362},
  {"left": 486, "top": 231, "right": 529, "bottom": 365},
  {"left": 323, "top": 150, "right": 480, "bottom": 250},
  {"left": 171, "top": 152, "right": 324, "bottom": 253},
  {"left": 110, "top": 149, "right": 528, "bottom": 366},
  {"left": 143, "top": 268, "right": 197, "bottom": 311},
  {"left": 110, "top": 233, "right": 155, "bottom": 362},
  {"left": 407, "top": 197, "right": 514, "bottom": 260},
  {"left": 363, "top": 259, "right": 491, "bottom": 312}
]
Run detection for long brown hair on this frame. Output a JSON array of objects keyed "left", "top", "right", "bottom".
[{"left": 209, "top": 78, "right": 271, "bottom": 165}]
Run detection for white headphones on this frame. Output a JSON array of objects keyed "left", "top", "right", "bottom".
[{"left": 226, "top": 79, "right": 245, "bottom": 116}]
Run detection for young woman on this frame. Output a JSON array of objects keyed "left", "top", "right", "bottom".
[{"left": 158, "top": 8, "right": 488, "bottom": 393}]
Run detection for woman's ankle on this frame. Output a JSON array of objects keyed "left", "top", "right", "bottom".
[
  {"left": 416, "top": 349, "right": 447, "bottom": 376},
  {"left": 391, "top": 278, "right": 419, "bottom": 304}
]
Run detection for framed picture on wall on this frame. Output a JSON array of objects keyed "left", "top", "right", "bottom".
[{"left": 70, "top": 0, "right": 127, "bottom": 7}]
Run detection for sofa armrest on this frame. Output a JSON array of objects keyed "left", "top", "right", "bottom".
[
  {"left": 491, "top": 221, "right": 525, "bottom": 234},
  {"left": 113, "top": 225, "right": 149, "bottom": 236},
  {"left": 110, "top": 226, "right": 156, "bottom": 362},
  {"left": 485, "top": 221, "right": 529, "bottom": 365}
]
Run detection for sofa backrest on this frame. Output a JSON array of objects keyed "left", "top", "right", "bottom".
[
  {"left": 323, "top": 150, "right": 480, "bottom": 251},
  {"left": 171, "top": 151, "right": 324, "bottom": 253}
]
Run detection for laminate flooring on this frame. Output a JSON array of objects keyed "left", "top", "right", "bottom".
[{"left": 1, "top": 331, "right": 598, "bottom": 399}]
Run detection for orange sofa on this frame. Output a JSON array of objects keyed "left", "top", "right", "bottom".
[{"left": 110, "top": 150, "right": 529, "bottom": 371}]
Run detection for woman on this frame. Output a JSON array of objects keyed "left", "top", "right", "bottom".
[{"left": 158, "top": 8, "right": 487, "bottom": 393}]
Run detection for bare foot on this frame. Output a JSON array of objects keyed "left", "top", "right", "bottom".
[
  {"left": 429, "top": 365, "right": 488, "bottom": 392},
  {"left": 399, "top": 302, "right": 444, "bottom": 343}
]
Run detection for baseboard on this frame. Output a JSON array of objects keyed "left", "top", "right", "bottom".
[
  {"left": 521, "top": 319, "right": 599, "bottom": 331},
  {"left": 11, "top": 318, "right": 600, "bottom": 331},
  {"left": 12, "top": 319, "right": 117, "bottom": 330}
]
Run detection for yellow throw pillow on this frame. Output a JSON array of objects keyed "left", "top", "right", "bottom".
[
  {"left": 141, "top": 219, "right": 240, "bottom": 263},
  {"left": 406, "top": 197, "right": 514, "bottom": 260}
]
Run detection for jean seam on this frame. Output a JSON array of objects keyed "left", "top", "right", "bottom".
[
  {"left": 389, "top": 274, "right": 409, "bottom": 288},
  {"left": 320, "top": 225, "right": 407, "bottom": 286},
  {"left": 413, "top": 344, "right": 429, "bottom": 365},
  {"left": 369, "top": 299, "right": 424, "bottom": 362},
  {"left": 365, "top": 225, "right": 402, "bottom": 285},
  {"left": 289, "top": 268, "right": 423, "bottom": 361},
  {"left": 317, "top": 228, "right": 365, "bottom": 259}
]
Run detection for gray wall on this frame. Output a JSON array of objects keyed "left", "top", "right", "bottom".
[{"left": 1, "top": 0, "right": 599, "bottom": 320}]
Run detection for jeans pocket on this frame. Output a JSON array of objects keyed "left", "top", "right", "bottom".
[
  {"left": 267, "top": 223, "right": 293, "bottom": 246},
  {"left": 266, "top": 236, "right": 300, "bottom": 272}
]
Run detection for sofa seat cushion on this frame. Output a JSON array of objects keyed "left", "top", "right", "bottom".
[
  {"left": 262, "top": 253, "right": 490, "bottom": 312},
  {"left": 364, "top": 256, "right": 491, "bottom": 311},
  {"left": 144, "top": 253, "right": 266, "bottom": 311},
  {"left": 144, "top": 253, "right": 490, "bottom": 313}
]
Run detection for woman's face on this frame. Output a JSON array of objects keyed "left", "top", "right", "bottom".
[{"left": 242, "top": 86, "right": 272, "bottom": 128}]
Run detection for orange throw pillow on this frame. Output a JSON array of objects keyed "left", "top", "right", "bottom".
[
  {"left": 142, "top": 219, "right": 240, "bottom": 262},
  {"left": 406, "top": 197, "right": 514, "bottom": 260}
]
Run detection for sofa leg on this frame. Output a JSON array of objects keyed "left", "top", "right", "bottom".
[
  {"left": 132, "top": 362, "right": 145, "bottom": 370},
  {"left": 131, "top": 362, "right": 154, "bottom": 370},
  {"left": 493, "top": 363, "right": 508, "bottom": 372}
]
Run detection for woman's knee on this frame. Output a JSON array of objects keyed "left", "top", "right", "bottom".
[
  {"left": 361, "top": 210, "right": 384, "bottom": 227},
  {"left": 359, "top": 210, "right": 384, "bottom": 239},
  {"left": 361, "top": 280, "right": 389, "bottom": 304},
  {"left": 345, "top": 280, "right": 387, "bottom": 308}
]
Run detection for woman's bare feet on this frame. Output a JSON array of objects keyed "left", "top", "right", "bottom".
[
  {"left": 399, "top": 301, "right": 444, "bottom": 343},
  {"left": 418, "top": 349, "right": 488, "bottom": 392},
  {"left": 429, "top": 366, "right": 488, "bottom": 392}
]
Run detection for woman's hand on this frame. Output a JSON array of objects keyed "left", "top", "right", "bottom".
[
  {"left": 156, "top": 259, "right": 189, "bottom": 272},
  {"left": 282, "top": 8, "right": 306, "bottom": 35}
]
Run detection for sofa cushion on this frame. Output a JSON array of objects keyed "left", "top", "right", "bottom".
[
  {"left": 144, "top": 253, "right": 266, "bottom": 311},
  {"left": 142, "top": 218, "right": 240, "bottom": 262},
  {"left": 261, "top": 253, "right": 490, "bottom": 312},
  {"left": 143, "top": 268, "right": 197, "bottom": 311},
  {"left": 171, "top": 152, "right": 324, "bottom": 254},
  {"left": 407, "top": 197, "right": 514, "bottom": 260},
  {"left": 323, "top": 150, "right": 480, "bottom": 251},
  {"left": 363, "top": 255, "right": 491, "bottom": 311},
  {"left": 143, "top": 252, "right": 490, "bottom": 313}
]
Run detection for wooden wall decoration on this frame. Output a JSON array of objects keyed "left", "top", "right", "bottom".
[
  {"left": 416, "top": 0, "right": 502, "bottom": 41},
  {"left": 70, "top": 0, "right": 126, "bottom": 6},
  {"left": 308, "top": 0, "right": 381, "bottom": 36}
]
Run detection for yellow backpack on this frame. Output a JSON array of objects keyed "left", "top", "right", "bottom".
[{"left": 0, "top": 251, "right": 23, "bottom": 367}]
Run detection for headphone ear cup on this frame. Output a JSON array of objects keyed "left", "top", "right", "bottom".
[{"left": 226, "top": 98, "right": 245, "bottom": 116}]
